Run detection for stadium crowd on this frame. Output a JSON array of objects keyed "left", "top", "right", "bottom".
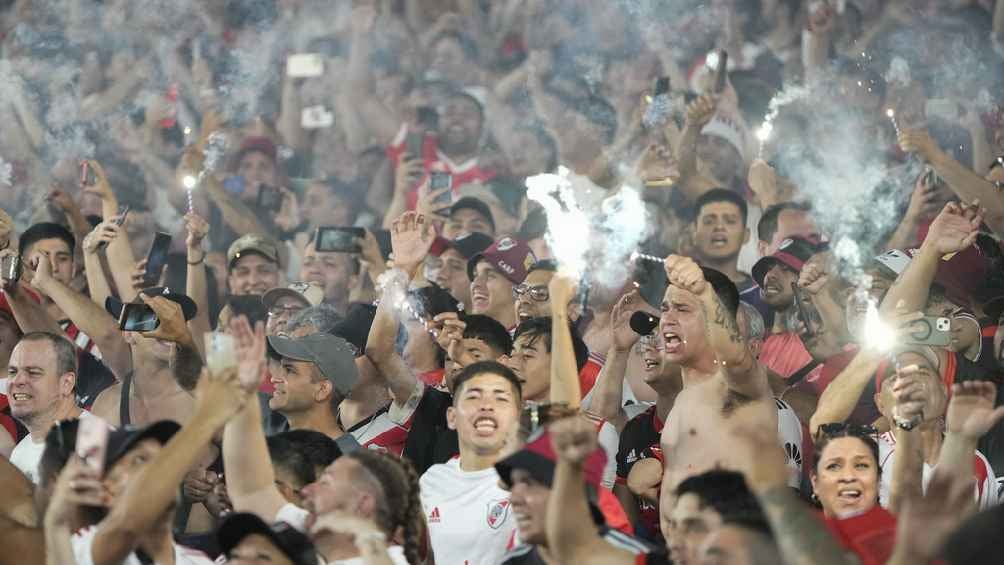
[{"left": 2, "top": 0, "right": 1004, "bottom": 563}]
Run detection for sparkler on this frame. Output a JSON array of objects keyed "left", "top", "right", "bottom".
[
  {"left": 181, "top": 132, "right": 228, "bottom": 215},
  {"left": 886, "top": 108, "right": 901, "bottom": 136},
  {"left": 755, "top": 122, "right": 773, "bottom": 160},
  {"left": 630, "top": 250, "right": 666, "bottom": 265}
]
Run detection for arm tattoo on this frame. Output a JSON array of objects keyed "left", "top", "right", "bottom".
[
  {"left": 758, "top": 486, "right": 854, "bottom": 565},
  {"left": 712, "top": 298, "right": 743, "bottom": 344},
  {"left": 173, "top": 343, "right": 204, "bottom": 391}
]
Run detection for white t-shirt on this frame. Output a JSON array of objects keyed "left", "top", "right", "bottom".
[
  {"left": 11, "top": 410, "right": 103, "bottom": 484},
  {"left": 332, "top": 545, "right": 409, "bottom": 565},
  {"left": 878, "top": 432, "right": 998, "bottom": 510},
  {"left": 71, "top": 525, "right": 213, "bottom": 565},
  {"left": 420, "top": 458, "right": 516, "bottom": 565}
]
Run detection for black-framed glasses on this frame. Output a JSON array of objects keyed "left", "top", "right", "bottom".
[
  {"left": 513, "top": 284, "right": 549, "bottom": 302},
  {"left": 817, "top": 422, "right": 877, "bottom": 439}
]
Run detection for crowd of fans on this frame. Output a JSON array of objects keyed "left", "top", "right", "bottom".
[{"left": 2, "top": 0, "right": 1004, "bottom": 563}]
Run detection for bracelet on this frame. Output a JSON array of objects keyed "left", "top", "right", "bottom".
[
  {"left": 187, "top": 252, "right": 205, "bottom": 266},
  {"left": 894, "top": 416, "right": 917, "bottom": 431}
]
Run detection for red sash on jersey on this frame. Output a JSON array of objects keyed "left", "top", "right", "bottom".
[{"left": 823, "top": 505, "right": 897, "bottom": 565}]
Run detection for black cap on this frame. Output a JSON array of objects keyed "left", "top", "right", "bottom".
[
  {"left": 330, "top": 302, "right": 377, "bottom": 355},
  {"left": 408, "top": 283, "right": 463, "bottom": 320},
  {"left": 105, "top": 287, "right": 198, "bottom": 321},
  {"left": 217, "top": 512, "right": 318, "bottom": 565},
  {"left": 105, "top": 420, "right": 181, "bottom": 470},
  {"left": 751, "top": 236, "right": 824, "bottom": 288},
  {"left": 429, "top": 231, "right": 494, "bottom": 260},
  {"left": 450, "top": 196, "right": 495, "bottom": 231}
]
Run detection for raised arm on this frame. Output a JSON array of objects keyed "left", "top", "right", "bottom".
[
  {"left": 547, "top": 274, "right": 585, "bottom": 407},
  {"left": 938, "top": 381, "right": 1004, "bottom": 502},
  {"left": 547, "top": 417, "right": 636, "bottom": 564},
  {"left": 886, "top": 367, "right": 926, "bottom": 514},
  {"left": 91, "top": 366, "right": 248, "bottom": 565},
  {"left": 809, "top": 349, "right": 883, "bottom": 436},
  {"left": 30, "top": 252, "right": 132, "bottom": 380},
  {"left": 0, "top": 249, "right": 64, "bottom": 336},
  {"left": 899, "top": 129, "right": 1004, "bottom": 236},
  {"left": 665, "top": 255, "right": 760, "bottom": 396},
  {"left": 365, "top": 212, "right": 434, "bottom": 404},
  {"left": 223, "top": 317, "right": 288, "bottom": 521},
  {"left": 675, "top": 94, "right": 721, "bottom": 205},
  {"left": 184, "top": 213, "right": 211, "bottom": 358},
  {"left": 582, "top": 291, "right": 639, "bottom": 421},
  {"left": 83, "top": 160, "right": 138, "bottom": 302},
  {"left": 140, "top": 294, "right": 204, "bottom": 391},
  {"left": 880, "top": 202, "right": 982, "bottom": 316},
  {"left": 346, "top": 3, "right": 401, "bottom": 146},
  {"left": 81, "top": 218, "right": 123, "bottom": 308}
]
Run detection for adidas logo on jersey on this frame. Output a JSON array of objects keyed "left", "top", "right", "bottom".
[
  {"left": 429, "top": 507, "right": 441, "bottom": 523},
  {"left": 626, "top": 449, "right": 639, "bottom": 464}
]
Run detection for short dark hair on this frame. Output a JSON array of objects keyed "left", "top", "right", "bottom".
[
  {"left": 450, "top": 197, "right": 495, "bottom": 232},
  {"left": 758, "top": 202, "right": 811, "bottom": 244},
  {"left": 19, "top": 223, "right": 75, "bottom": 258},
  {"left": 461, "top": 314, "right": 512, "bottom": 357},
  {"left": 700, "top": 267, "right": 740, "bottom": 322},
  {"left": 694, "top": 188, "right": 749, "bottom": 226},
  {"left": 267, "top": 429, "right": 341, "bottom": 488},
  {"left": 19, "top": 332, "right": 78, "bottom": 378},
  {"left": 527, "top": 260, "right": 558, "bottom": 275},
  {"left": 452, "top": 361, "right": 522, "bottom": 401},
  {"left": 675, "top": 470, "right": 763, "bottom": 520},
  {"left": 512, "top": 317, "right": 589, "bottom": 372}
]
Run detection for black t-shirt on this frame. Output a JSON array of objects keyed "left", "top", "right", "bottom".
[
  {"left": 615, "top": 405, "right": 664, "bottom": 544},
  {"left": 953, "top": 353, "right": 1004, "bottom": 472},
  {"left": 402, "top": 386, "right": 458, "bottom": 475},
  {"left": 500, "top": 528, "right": 669, "bottom": 564},
  {"left": 76, "top": 351, "right": 117, "bottom": 409}
]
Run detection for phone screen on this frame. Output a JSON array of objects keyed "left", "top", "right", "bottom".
[
  {"left": 228, "top": 295, "right": 269, "bottom": 327},
  {"left": 144, "top": 233, "right": 172, "bottom": 286},
  {"left": 120, "top": 303, "right": 160, "bottom": 332},
  {"left": 1, "top": 255, "right": 20, "bottom": 283},
  {"left": 792, "top": 282, "right": 815, "bottom": 338},
  {"left": 76, "top": 417, "right": 110, "bottom": 474},
  {"left": 315, "top": 227, "right": 364, "bottom": 253},
  {"left": 714, "top": 51, "right": 729, "bottom": 93}
]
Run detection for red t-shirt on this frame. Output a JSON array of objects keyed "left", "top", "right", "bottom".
[
  {"left": 823, "top": 505, "right": 898, "bottom": 565},
  {"left": 385, "top": 124, "right": 496, "bottom": 210},
  {"left": 579, "top": 353, "right": 604, "bottom": 398}
]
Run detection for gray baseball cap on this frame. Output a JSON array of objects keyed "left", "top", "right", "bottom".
[{"left": 267, "top": 334, "right": 358, "bottom": 395}]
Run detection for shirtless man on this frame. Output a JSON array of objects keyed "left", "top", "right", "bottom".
[{"left": 657, "top": 256, "right": 777, "bottom": 540}]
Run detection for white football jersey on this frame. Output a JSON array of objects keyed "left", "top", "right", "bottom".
[{"left": 420, "top": 458, "right": 516, "bottom": 565}]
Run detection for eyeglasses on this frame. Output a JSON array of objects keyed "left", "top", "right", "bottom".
[
  {"left": 817, "top": 422, "right": 877, "bottom": 439},
  {"left": 513, "top": 284, "right": 549, "bottom": 302}
]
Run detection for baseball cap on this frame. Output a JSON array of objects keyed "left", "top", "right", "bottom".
[
  {"left": 262, "top": 282, "right": 324, "bottom": 311},
  {"left": 105, "top": 287, "right": 198, "bottom": 321},
  {"left": 105, "top": 420, "right": 180, "bottom": 470},
  {"left": 217, "top": 512, "right": 318, "bottom": 565},
  {"left": 330, "top": 302, "right": 377, "bottom": 355},
  {"left": 450, "top": 196, "right": 496, "bottom": 231},
  {"left": 267, "top": 334, "right": 359, "bottom": 395},
  {"left": 408, "top": 284, "right": 464, "bottom": 320},
  {"left": 429, "top": 231, "right": 493, "bottom": 259},
  {"left": 236, "top": 136, "right": 278, "bottom": 165},
  {"left": 466, "top": 236, "right": 536, "bottom": 285},
  {"left": 228, "top": 234, "right": 280, "bottom": 269},
  {"left": 872, "top": 249, "right": 915, "bottom": 277},
  {"left": 495, "top": 429, "right": 607, "bottom": 490},
  {"left": 751, "top": 236, "right": 824, "bottom": 288}
]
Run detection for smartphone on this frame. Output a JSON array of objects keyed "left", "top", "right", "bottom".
[
  {"left": 925, "top": 99, "right": 960, "bottom": 121},
  {"left": 406, "top": 106, "right": 439, "bottom": 157},
  {"left": 902, "top": 316, "right": 951, "bottom": 347},
  {"left": 643, "top": 76, "right": 672, "bottom": 128},
  {"left": 204, "top": 331, "right": 237, "bottom": 373},
  {"left": 301, "top": 105, "right": 334, "bottom": 129},
  {"left": 1, "top": 254, "right": 20, "bottom": 284},
  {"left": 373, "top": 229, "right": 392, "bottom": 260},
  {"left": 143, "top": 232, "right": 172, "bottom": 286},
  {"left": 256, "top": 184, "right": 282, "bottom": 210},
  {"left": 228, "top": 294, "right": 269, "bottom": 327},
  {"left": 76, "top": 417, "right": 110, "bottom": 475},
  {"left": 429, "top": 172, "right": 453, "bottom": 209},
  {"left": 630, "top": 311, "right": 659, "bottom": 336},
  {"left": 315, "top": 226, "right": 365, "bottom": 253},
  {"left": 95, "top": 205, "right": 131, "bottom": 252},
  {"left": 79, "top": 161, "right": 96, "bottom": 187},
  {"left": 286, "top": 53, "right": 324, "bottom": 78},
  {"left": 792, "top": 282, "right": 815, "bottom": 338},
  {"left": 119, "top": 302, "right": 160, "bottom": 332},
  {"left": 714, "top": 51, "right": 729, "bottom": 93}
]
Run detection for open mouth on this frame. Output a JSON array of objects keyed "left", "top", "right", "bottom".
[
  {"left": 837, "top": 488, "right": 863, "bottom": 502},
  {"left": 10, "top": 393, "right": 31, "bottom": 401},
  {"left": 663, "top": 331, "right": 683, "bottom": 353},
  {"left": 473, "top": 416, "right": 498, "bottom": 435},
  {"left": 709, "top": 234, "right": 729, "bottom": 247},
  {"left": 643, "top": 358, "right": 660, "bottom": 370}
]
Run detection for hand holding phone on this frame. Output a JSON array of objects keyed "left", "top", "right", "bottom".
[
  {"left": 95, "top": 205, "right": 131, "bottom": 252},
  {"left": 143, "top": 232, "right": 172, "bottom": 287},
  {"left": 1, "top": 253, "right": 20, "bottom": 290},
  {"left": 792, "top": 282, "right": 815, "bottom": 338},
  {"left": 315, "top": 226, "right": 365, "bottom": 253},
  {"left": 119, "top": 302, "right": 160, "bottom": 332},
  {"left": 714, "top": 50, "right": 729, "bottom": 93}
]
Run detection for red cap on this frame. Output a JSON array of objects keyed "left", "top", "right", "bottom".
[
  {"left": 495, "top": 429, "right": 608, "bottom": 490},
  {"left": 237, "top": 136, "right": 278, "bottom": 164},
  {"left": 466, "top": 236, "right": 536, "bottom": 285}
]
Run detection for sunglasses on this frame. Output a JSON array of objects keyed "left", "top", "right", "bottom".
[
  {"left": 513, "top": 284, "right": 549, "bottom": 302},
  {"left": 817, "top": 422, "right": 877, "bottom": 439}
]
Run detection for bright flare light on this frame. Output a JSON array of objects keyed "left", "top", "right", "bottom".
[
  {"left": 756, "top": 122, "right": 774, "bottom": 142},
  {"left": 182, "top": 175, "right": 197, "bottom": 190},
  {"left": 863, "top": 299, "right": 896, "bottom": 352}
]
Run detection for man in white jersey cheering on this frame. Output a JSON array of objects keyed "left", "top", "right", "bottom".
[{"left": 419, "top": 360, "right": 522, "bottom": 565}]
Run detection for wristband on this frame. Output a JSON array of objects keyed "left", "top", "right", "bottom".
[
  {"left": 187, "top": 251, "right": 206, "bottom": 266},
  {"left": 894, "top": 416, "right": 917, "bottom": 431}
]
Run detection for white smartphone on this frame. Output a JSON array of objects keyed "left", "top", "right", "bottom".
[
  {"left": 926, "top": 99, "right": 960, "bottom": 121},
  {"left": 287, "top": 54, "right": 324, "bottom": 78},
  {"left": 204, "top": 332, "right": 237, "bottom": 374},
  {"left": 76, "top": 417, "right": 110, "bottom": 474},
  {"left": 301, "top": 105, "right": 334, "bottom": 129}
]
